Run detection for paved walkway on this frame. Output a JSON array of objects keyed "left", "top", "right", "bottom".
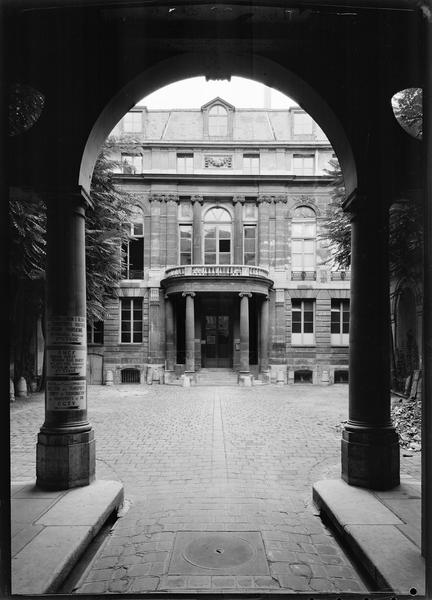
[{"left": 10, "top": 384, "right": 421, "bottom": 594}]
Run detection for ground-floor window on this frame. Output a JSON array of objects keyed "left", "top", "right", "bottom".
[
  {"left": 291, "top": 299, "right": 315, "bottom": 345},
  {"left": 121, "top": 298, "right": 143, "bottom": 343},
  {"left": 331, "top": 299, "right": 350, "bottom": 345}
]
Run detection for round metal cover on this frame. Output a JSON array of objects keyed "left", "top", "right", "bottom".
[{"left": 183, "top": 534, "right": 255, "bottom": 569}]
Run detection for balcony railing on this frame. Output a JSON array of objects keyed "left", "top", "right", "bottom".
[
  {"left": 164, "top": 264, "right": 270, "bottom": 279},
  {"left": 291, "top": 270, "right": 317, "bottom": 281},
  {"left": 330, "top": 270, "right": 351, "bottom": 281}
]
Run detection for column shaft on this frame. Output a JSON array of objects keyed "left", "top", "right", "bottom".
[
  {"left": 36, "top": 192, "right": 95, "bottom": 490},
  {"left": 165, "top": 295, "right": 175, "bottom": 370},
  {"left": 260, "top": 296, "right": 270, "bottom": 371},
  {"left": 342, "top": 202, "right": 399, "bottom": 489},
  {"left": 239, "top": 293, "right": 251, "bottom": 372},
  {"left": 184, "top": 293, "right": 195, "bottom": 372}
]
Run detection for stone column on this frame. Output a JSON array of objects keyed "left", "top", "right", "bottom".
[
  {"left": 192, "top": 195, "right": 203, "bottom": 264},
  {"left": 165, "top": 294, "right": 175, "bottom": 371},
  {"left": 341, "top": 197, "right": 399, "bottom": 490},
  {"left": 36, "top": 191, "right": 95, "bottom": 490},
  {"left": 183, "top": 292, "right": 195, "bottom": 372},
  {"left": 233, "top": 195, "right": 244, "bottom": 264},
  {"left": 260, "top": 295, "right": 270, "bottom": 373},
  {"left": 239, "top": 292, "right": 251, "bottom": 373}
]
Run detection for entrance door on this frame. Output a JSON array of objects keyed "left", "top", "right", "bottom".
[{"left": 202, "top": 297, "right": 232, "bottom": 368}]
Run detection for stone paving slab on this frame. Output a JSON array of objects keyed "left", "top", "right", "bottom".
[
  {"left": 313, "top": 478, "right": 424, "bottom": 595},
  {"left": 11, "top": 480, "right": 124, "bottom": 594}
]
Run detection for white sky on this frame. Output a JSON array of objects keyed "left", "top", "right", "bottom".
[{"left": 137, "top": 76, "right": 298, "bottom": 110}]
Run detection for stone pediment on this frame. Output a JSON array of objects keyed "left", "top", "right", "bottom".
[{"left": 200, "top": 97, "right": 235, "bottom": 112}]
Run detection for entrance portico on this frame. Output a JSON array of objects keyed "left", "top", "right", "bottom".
[{"left": 162, "top": 266, "right": 273, "bottom": 378}]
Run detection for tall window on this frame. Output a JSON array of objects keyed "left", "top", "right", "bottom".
[
  {"left": 87, "top": 320, "right": 104, "bottom": 345},
  {"left": 123, "top": 111, "right": 142, "bottom": 132},
  {"left": 177, "top": 153, "right": 194, "bottom": 173},
  {"left": 291, "top": 206, "right": 316, "bottom": 272},
  {"left": 121, "top": 153, "right": 142, "bottom": 174},
  {"left": 121, "top": 298, "right": 143, "bottom": 343},
  {"left": 203, "top": 207, "right": 232, "bottom": 264},
  {"left": 293, "top": 154, "right": 314, "bottom": 175},
  {"left": 292, "top": 299, "right": 315, "bottom": 345},
  {"left": 243, "top": 225, "right": 257, "bottom": 265},
  {"left": 208, "top": 105, "right": 228, "bottom": 136},
  {"left": 243, "top": 153, "right": 260, "bottom": 174},
  {"left": 331, "top": 299, "right": 350, "bottom": 345},
  {"left": 179, "top": 225, "right": 193, "bottom": 265},
  {"left": 123, "top": 222, "right": 144, "bottom": 279},
  {"left": 293, "top": 112, "right": 313, "bottom": 135}
]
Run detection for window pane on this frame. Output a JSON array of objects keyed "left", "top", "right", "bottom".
[
  {"left": 219, "top": 239, "right": 230, "bottom": 252},
  {"left": 205, "top": 253, "right": 216, "bottom": 264},
  {"left": 204, "top": 226, "right": 216, "bottom": 238},
  {"left": 219, "top": 227, "right": 231, "bottom": 239},
  {"left": 180, "top": 254, "right": 191, "bottom": 265},
  {"left": 304, "top": 321, "right": 314, "bottom": 333},
  {"left": 219, "top": 254, "right": 230, "bottom": 264},
  {"left": 244, "top": 227, "right": 255, "bottom": 239},
  {"left": 244, "top": 253, "right": 255, "bottom": 265},
  {"left": 292, "top": 300, "right": 301, "bottom": 310},
  {"left": 304, "top": 300, "right": 314, "bottom": 311},
  {"left": 291, "top": 240, "right": 303, "bottom": 253},
  {"left": 205, "top": 238, "right": 216, "bottom": 251}
]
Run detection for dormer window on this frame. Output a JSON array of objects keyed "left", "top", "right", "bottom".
[
  {"left": 209, "top": 105, "right": 228, "bottom": 136},
  {"left": 202, "top": 98, "right": 234, "bottom": 139}
]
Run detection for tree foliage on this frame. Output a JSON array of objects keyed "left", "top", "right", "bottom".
[{"left": 392, "top": 87, "right": 422, "bottom": 140}]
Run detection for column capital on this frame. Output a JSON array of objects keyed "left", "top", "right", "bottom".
[
  {"left": 182, "top": 291, "right": 196, "bottom": 298},
  {"left": 191, "top": 195, "right": 204, "bottom": 205},
  {"left": 239, "top": 292, "right": 252, "bottom": 298},
  {"left": 150, "top": 193, "right": 179, "bottom": 203},
  {"left": 257, "top": 194, "right": 273, "bottom": 204},
  {"left": 233, "top": 195, "right": 245, "bottom": 204}
]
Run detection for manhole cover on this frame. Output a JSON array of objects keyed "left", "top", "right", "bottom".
[
  {"left": 168, "top": 531, "right": 269, "bottom": 575},
  {"left": 183, "top": 533, "right": 255, "bottom": 569}
]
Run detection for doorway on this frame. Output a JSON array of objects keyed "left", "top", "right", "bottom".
[{"left": 201, "top": 295, "right": 233, "bottom": 368}]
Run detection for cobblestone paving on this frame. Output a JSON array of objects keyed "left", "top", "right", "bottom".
[{"left": 10, "top": 384, "right": 421, "bottom": 594}]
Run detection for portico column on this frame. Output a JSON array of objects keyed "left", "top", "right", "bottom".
[
  {"left": 341, "top": 197, "right": 399, "bottom": 490},
  {"left": 183, "top": 292, "right": 195, "bottom": 372},
  {"left": 192, "top": 195, "right": 203, "bottom": 264},
  {"left": 36, "top": 191, "right": 95, "bottom": 490},
  {"left": 165, "top": 294, "right": 175, "bottom": 371},
  {"left": 239, "top": 292, "right": 251, "bottom": 373},
  {"left": 260, "top": 295, "right": 270, "bottom": 372}
]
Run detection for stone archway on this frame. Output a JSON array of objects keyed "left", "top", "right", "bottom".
[{"left": 79, "top": 52, "right": 357, "bottom": 200}]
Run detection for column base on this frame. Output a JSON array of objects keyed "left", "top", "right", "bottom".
[
  {"left": 36, "top": 429, "right": 95, "bottom": 490},
  {"left": 238, "top": 372, "right": 252, "bottom": 386},
  {"left": 341, "top": 426, "right": 400, "bottom": 490}
]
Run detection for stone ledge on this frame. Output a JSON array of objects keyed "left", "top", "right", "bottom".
[
  {"left": 12, "top": 480, "right": 124, "bottom": 595},
  {"left": 313, "top": 479, "right": 424, "bottom": 595}
]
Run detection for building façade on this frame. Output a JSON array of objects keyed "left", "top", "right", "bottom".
[{"left": 87, "top": 98, "right": 350, "bottom": 386}]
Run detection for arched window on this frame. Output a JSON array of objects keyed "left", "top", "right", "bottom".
[
  {"left": 291, "top": 206, "right": 316, "bottom": 272},
  {"left": 203, "top": 207, "right": 232, "bottom": 264},
  {"left": 208, "top": 105, "right": 228, "bottom": 136}
]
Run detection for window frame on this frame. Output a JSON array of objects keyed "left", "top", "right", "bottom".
[
  {"left": 208, "top": 104, "right": 229, "bottom": 137},
  {"left": 176, "top": 152, "right": 194, "bottom": 173},
  {"left": 243, "top": 224, "right": 257, "bottom": 266},
  {"left": 123, "top": 222, "right": 144, "bottom": 280},
  {"left": 242, "top": 153, "right": 260, "bottom": 174},
  {"left": 331, "top": 299, "right": 350, "bottom": 346},
  {"left": 291, "top": 299, "right": 315, "bottom": 346},
  {"left": 292, "top": 153, "right": 315, "bottom": 175},
  {"left": 203, "top": 207, "right": 232, "bottom": 265},
  {"left": 179, "top": 224, "right": 193, "bottom": 265},
  {"left": 291, "top": 207, "right": 317, "bottom": 272},
  {"left": 121, "top": 153, "right": 142, "bottom": 174},
  {"left": 120, "top": 298, "right": 143, "bottom": 344}
]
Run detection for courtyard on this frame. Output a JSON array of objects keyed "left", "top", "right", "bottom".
[{"left": 11, "top": 383, "right": 421, "bottom": 594}]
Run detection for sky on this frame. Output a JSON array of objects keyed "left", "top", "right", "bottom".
[{"left": 136, "top": 76, "right": 298, "bottom": 110}]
